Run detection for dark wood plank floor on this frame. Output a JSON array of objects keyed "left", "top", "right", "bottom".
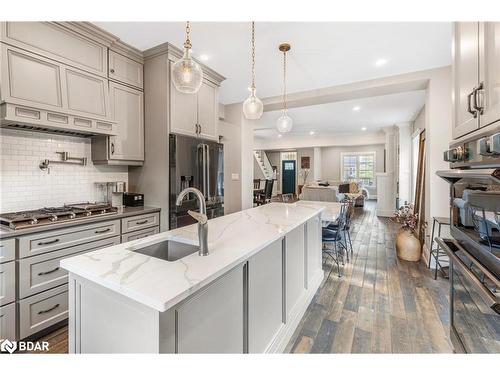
[
  {"left": 30, "top": 202, "right": 452, "bottom": 354},
  {"left": 285, "top": 201, "right": 454, "bottom": 353}
]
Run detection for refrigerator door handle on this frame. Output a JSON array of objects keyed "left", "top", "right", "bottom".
[{"left": 205, "top": 144, "right": 210, "bottom": 199}]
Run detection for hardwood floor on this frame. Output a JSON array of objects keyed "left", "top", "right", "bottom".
[
  {"left": 285, "top": 201, "right": 454, "bottom": 353},
  {"left": 20, "top": 326, "right": 68, "bottom": 354},
  {"left": 30, "top": 202, "right": 452, "bottom": 354}
]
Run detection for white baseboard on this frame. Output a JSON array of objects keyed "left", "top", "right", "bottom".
[{"left": 266, "top": 270, "right": 323, "bottom": 353}]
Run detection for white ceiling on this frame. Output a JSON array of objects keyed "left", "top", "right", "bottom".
[
  {"left": 94, "top": 22, "right": 452, "bottom": 104},
  {"left": 253, "top": 90, "right": 426, "bottom": 139}
]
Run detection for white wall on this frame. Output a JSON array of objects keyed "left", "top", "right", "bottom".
[
  {"left": 296, "top": 148, "right": 315, "bottom": 186},
  {"left": 0, "top": 129, "right": 128, "bottom": 212},
  {"left": 224, "top": 103, "right": 254, "bottom": 210},
  {"left": 218, "top": 120, "right": 242, "bottom": 215},
  {"left": 397, "top": 122, "right": 413, "bottom": 206},
  {"left": 313, "top": 147, "right": 322, "bottom": 181},
  {"left": 320, "top": 144, "right": 385, "bottom": 197}
]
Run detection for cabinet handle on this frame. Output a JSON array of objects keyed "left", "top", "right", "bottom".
[
  {"left": 37, "top": 304, "right": 60, "bottom": 315},
  {"left": 95, "top": 228, "right": 111, "bottom": 234},
  {"left": 199, "top": 124, "right": 202, "bottom": 134},
  {"left": 110, "top": 68, "right": 115, "bottom": 74},
  {"left": 111, "top": 142, "right": 115, "bottom": 155},
  {"left": 38, "top": 267, "right": 60, "bottom": 276},
  {"left": 473, "top": 82, "right": 484, "bottom": 115},
  {"left": 37, "top": 238, "right": 60, "bottom": 246},
  {"left": 136, "top": 220, "right": 148, "bottom": 225},
  {"left": 467, "top": 90, "right": 478, "bottom": 118}
]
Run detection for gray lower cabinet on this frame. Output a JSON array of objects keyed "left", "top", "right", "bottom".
[
  {"left": 0, "top": 302, "right": 16, "bottom": 341},
  {"left": 0, "top": 261, "right": 16, "bottom": 307},
  {"left": 285, "top": 224, "right": 306, "bottom": 320},
  {"left": 0, "top": 238, "right": 15, "bottom": 263},
  {"left": 4, "top": 210, "right": 159, "bottom": 340},
  {"left": 175, "top": 264, "right": 244, "bottom": 353},
  {"left": 121, "top": 226, "right": 159, "bottom": 242},
  {"left": 248, "top": 239, "right": 284, "bottom": 353},
  {"left": 121, "top": 212, "right": 159, "bottom": 234},
  {"left": 19, "top": 284, "right": 69, "bottom": 339},
  {"left": 19, "top": 237, "right": 121, "bottom": 299},
  {"left": 19, "top": 219, "right": 120, "bottom": 258}
]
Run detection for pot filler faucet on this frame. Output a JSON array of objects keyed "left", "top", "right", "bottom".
[{"left": 176, "top": 187, "right": 209, "bottom": 256}]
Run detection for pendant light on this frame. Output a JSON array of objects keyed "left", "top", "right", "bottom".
[
  {"left": 276, "top": 43, "right": 293, "bottom": 133},
  {"left": 172, "top": 21, "right": 203, "bottom": 94},
  {"left": 243, "top": 22, "right": 263, "bottom": 120}
]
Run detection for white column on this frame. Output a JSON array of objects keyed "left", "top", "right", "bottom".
[
  {"left": 313, "top": 147, "right": 322, "bottom": 181},
  {"left": 377, "top": 126, "right": 397, "bottom": 217}
]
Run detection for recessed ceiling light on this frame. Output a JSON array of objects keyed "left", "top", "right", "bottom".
[
  {"left": 352, "top": 106, "right": 361, "bottom": 111},
  {"left": 309, "top": 131, "right": 315, "bottom": 135},
  {"left": 361, "top": 127, "right": 367, "bottom": 131},
  {"left": 277, "top": 134, "right": 283, "bottom": 138},
  {"left": 374, "top": 58, "right": 388, "bottom": 67},
  {"left": 199, "top": 54, "right": 209, "bottom": 61}
]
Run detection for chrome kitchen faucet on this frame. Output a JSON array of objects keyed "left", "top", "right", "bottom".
[{"left": 176, "top": 187, "right": 209, "bottom": 256}]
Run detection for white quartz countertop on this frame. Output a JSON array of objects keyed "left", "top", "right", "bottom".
[{"left": 61, "top": 202, "right": 331, "bottom": 312}]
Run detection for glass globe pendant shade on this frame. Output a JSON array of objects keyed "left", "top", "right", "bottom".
[
  {"left": 172, "top": 48, "right": 203, "bottom": 94},
  {"left": 242, "top": 89, "right": 263, "bottom": 120},
  {"left": 276, "top": 111, "right": 293, "bottom": 133}
]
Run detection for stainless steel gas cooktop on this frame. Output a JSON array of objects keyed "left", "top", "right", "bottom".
[{"left": 0, "top": 202, "right": 118, "bottom": 230}]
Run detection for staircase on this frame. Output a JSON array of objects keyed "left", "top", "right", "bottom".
[{"left": 254, "top": 150, "right": 273, "bottom": 180}]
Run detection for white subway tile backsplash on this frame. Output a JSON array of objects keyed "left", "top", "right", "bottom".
[{"left": 0, "top": 129, "right": 128, "bottom": 212}]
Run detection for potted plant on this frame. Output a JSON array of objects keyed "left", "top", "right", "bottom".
[{"left": 391, "top": 204, "right": 421, "bottom": 261}]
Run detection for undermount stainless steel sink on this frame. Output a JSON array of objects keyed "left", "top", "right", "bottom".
[{"left": 133, "top": 240, "right": 199, "bottom": 262}]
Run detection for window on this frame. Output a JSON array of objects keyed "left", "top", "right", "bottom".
[{"left": 341, "top": 152, "right": 376, "bottom": 186}]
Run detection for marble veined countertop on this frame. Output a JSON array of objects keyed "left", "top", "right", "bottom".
[{"left": 61, "top": 202, "right": 332, "bottom": 312}]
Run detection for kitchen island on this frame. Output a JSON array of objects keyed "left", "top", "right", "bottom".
[{"left": 61, "top": 202, "right": 339, "bottom": 353}]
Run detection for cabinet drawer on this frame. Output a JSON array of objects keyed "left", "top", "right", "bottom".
[
  {"left": 19, "top": 219, "right": 120, "bottom": 258},
  {"left": 0, "top": 261, "right": 15, "bottom": 307},
  {"left": 19, "top": 284, "right": 68, "bottom": 339},
  {"left": 0, "top": 238, "right": 15, "bottom": 263},
  {"left": 121, "top": 226, "right": 159, "bottom": 243},
  {"left": 0, "top": 302, "right": 16, "bottom": 341},
  {"left": 109, "top": 51, "right": 143, "bottom": 89},
  {"left": 121, "top": 213, "right": 159, "bottom": 234},
  {"left": 19, "top": 236, "right": 120, "bottom": 298}
]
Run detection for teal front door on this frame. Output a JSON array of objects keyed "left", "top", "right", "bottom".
[{"left": 282, "top": 160, "right": 296, "bottom": 194}]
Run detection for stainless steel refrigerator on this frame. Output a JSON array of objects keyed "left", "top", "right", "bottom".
[{"left": 169, "top": 134, "right": 224, "bottom": 229}]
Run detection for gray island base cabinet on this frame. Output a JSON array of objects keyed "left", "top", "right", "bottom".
[{"left": 67, "top": 215, "right": 323, "bottom": 353}]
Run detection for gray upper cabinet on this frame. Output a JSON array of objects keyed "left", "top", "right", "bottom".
[
  {"left": 0, "top": 43, "right": 115, "bottom": 136},
  {"left": 197, "top": 80, "right": 218, "bottom": 141},
  {"left": 0, "top": 22, "right": 108, "bottom": 77},
  {"left": 452, "top": 22, "right": 500, "bottom": 139},
  {"left": 92, "top": 82, "right": 144, "bottom": 165},
  {"left": 169, "top": 64, "right": 199, "bottom": 137},
  {"left": 452, "top": 22, "right": 480, "bottom": 139},
  {"left": 109, "top": 83, "right": 144, "bottom": 161},
  {"left": 109, "top": 50, "right": 144, "bottom": 89},
  {"left": 168, "top": 57, "right": 222, "bottom": 142},
  {"left": 479, "top": 22, "right": 500, "bottom": 128}
]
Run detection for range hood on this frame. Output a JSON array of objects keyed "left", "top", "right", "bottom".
[{"left": 0, "top": 102, "right": 117, "bottom": 137}]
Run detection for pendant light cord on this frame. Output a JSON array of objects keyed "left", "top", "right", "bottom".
[
  {"left": 184, "top": 21, "right": 192, "bottom": 50},
  {"left": 283, "top": 49, "right": 287, "bottom": 112},
  {"left": 251, "top": 21, "right": 256, "bottom": 91}
]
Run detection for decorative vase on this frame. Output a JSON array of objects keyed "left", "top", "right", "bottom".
[{"left": 395, "top": 229, "right": 421, "bottom": 262}]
